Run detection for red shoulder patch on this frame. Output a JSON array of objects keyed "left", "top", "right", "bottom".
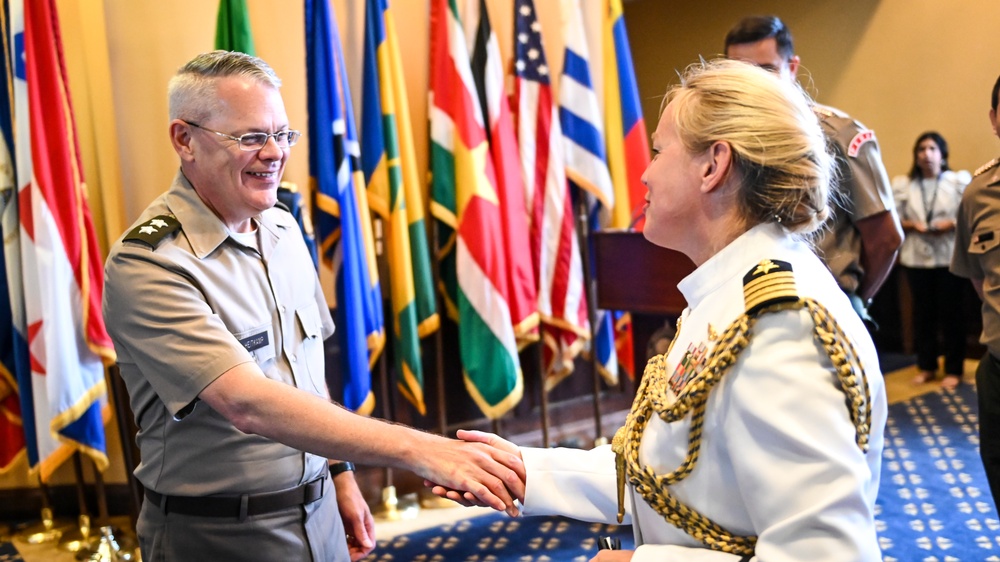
[{"left": 847, "top": 130, "right": 875, "bottom": 158}]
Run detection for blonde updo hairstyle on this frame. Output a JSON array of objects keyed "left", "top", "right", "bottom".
[{"left": 664, "top": 59, "right": 833, "bottom": 235}]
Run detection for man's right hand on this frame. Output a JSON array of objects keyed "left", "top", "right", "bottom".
[{"left": 424, "top": 430, "right": 526, "bottom": 514}]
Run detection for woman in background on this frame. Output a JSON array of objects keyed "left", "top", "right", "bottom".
[{"left": 892, "top": 132, "right": 970, "bottom": 390}]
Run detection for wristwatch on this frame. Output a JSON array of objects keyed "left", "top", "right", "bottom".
[{"left": 329, "top": 461, "right": 356, "bottom": 476}]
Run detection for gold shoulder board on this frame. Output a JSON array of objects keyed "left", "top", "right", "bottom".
[
  {"left": 123, "top": 214, "right": 181, "bottom": 249},
  {"left": 743, "top": 259, "right": 798, "bottom": 315}
]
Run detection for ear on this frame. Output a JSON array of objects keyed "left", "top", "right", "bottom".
[
  {"left": 787, "top": 55, "right": 801, "bottom": 79},
  {"left": 170, "top": 120, "right": 196, "bottom": 162},
  {"left": 992, "top": 108, "right": 998, "bottom": 137},
  {"left": 699, "top": 140, "right": 734, "bottom": 194}
]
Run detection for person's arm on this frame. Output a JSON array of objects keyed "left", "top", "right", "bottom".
[
  {"left": 104, "top": 236, "right": 524, "bottom": 516},
  {"left": 972, "top": 277, "right": 985, "bottom": 300},
  {"left": 330, "top": 468, "right": 375, "bottom": 560},
  {"left": 198, "top": 364, "right": 523, "bottom": 515},
  {"left": 838, "top": 124, "right": 901, "bottom": 301},
  {"left": 856, "top": 209, "right": 903, "bottom": 301}
]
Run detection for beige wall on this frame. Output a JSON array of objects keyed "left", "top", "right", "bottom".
[{"left": 4, "top": 0, "right": 998, "bottom": 493}]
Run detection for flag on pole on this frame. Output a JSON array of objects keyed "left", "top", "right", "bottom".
[
  {"left": 306, "top": 0, "right": 385, "bottom": 415},
  {"left": 512, "top": 0, "right": 589, "bottom": 390},
  {"left": 10, "top": 0, "right": 116, "bottom": 481},
  {"left": 0, "top": 3, "right": 26, "bottom": 471},
  {"left": 469, "top": 0, "right": 538, "bottom": 349},
  {"left": 361, "top": 0, "right": 439, "bottom": 415},
  {"left": 603, "top": 0, "right": 648, "bottom": 231},
  {"left": 429, "top": 0, "right": 522, "bottom": 419},
  {"left": 215, "top": 0, "right": 256, "bottom": 55},
  {"left": 559, "top": 0, "right": 618, "bottom": 386},
  {"left": 600, "top": 0, "right": 645, "bottom": 379}
]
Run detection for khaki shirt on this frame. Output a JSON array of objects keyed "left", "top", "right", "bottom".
[
  {"left": 952, "top": 158, "right": 1000, "bottom": 357},
  {"left": 814, "top": 104, "right": 897, "bottom": 294},
  {"left": 103, "top": 172, "right": 335, "bottom": 497}
]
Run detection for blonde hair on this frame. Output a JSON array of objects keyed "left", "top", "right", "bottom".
[
  {"left": 168, "top": 50, "right": 282, "bottom": 122},
  {"left": 664, "top": 59, "right": 833, "bottom": 235}
]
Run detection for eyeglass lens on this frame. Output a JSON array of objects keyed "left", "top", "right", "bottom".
[{"left": 239, "top": 130, "right": 300, "bottom": 150}]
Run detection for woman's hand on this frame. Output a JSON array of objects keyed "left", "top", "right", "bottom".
[
  {"left": 929, "top": 218, "right": 955, "bottom": 233},
  {"left": 589, "top": 550, "right": 634, "bottom": 561}
]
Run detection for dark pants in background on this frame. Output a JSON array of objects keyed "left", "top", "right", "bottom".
[
  {"left": 905, "top": 266, "right": 967, "bottom": 375},
  {"left": 977, "top": 353, "right": 1000, "bottom": 512}
]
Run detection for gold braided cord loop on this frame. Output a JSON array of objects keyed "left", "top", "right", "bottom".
[{"left": 617, "top": 298, "right": 871, "bottom": 555}]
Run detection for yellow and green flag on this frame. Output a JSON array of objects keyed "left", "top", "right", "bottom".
[{"left": 361, "top": 0, "right": 438, "bottom": 415}]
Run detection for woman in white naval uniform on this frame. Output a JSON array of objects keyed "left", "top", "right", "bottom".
[{"left": 435, "top": 59, "right": 887, "bottom": 561}]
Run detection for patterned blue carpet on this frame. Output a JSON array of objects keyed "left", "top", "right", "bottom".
[
  {"left": 0, "top": 377, "right": 992, "bottom": 560},
  {"left": 877, "top": 380, "right": 997, "bottom": 560},
  {"left": 362, "top": 382, "right": 996, "bottom": 561}
]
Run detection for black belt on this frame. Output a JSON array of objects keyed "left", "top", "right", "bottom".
[{"left": 144, "top": 476, "right": 326, "bottom": 521}]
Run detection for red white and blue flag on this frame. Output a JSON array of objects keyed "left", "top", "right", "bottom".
[
  {"left": 6, "top": 0, "right": 116, "bottom": 481},
  {"left": 512, "top": 0, "right": 589, "bottom": 390}
]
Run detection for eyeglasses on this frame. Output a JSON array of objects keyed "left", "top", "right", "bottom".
[{"left": 183, "top": 120, "right": 301, "bottom": 151}]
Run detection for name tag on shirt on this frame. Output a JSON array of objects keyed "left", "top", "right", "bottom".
[
  {"left": 239, "top": 330, "right": 269, "bottom": 352},
  {"left": 235, "top": 325, "right": 276, "bottom": 366}
]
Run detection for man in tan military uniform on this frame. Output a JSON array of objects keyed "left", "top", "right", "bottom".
[
  {"left": 725, "top": 15, "right": 903, "bottom": 319},
  {"left": 951, "top": 74, "right": 1000, "bottom": 511},
  {"left": 103, "top": 51, "right": 524, "bottom": 562}
]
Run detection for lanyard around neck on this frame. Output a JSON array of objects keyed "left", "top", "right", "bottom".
[{"left": 920, "top": 177, "right": 939, "bottom": 225}]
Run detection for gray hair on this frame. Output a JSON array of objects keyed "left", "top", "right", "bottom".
[{"left": 168, "top": 50, "right": 281, "bottom": 122}]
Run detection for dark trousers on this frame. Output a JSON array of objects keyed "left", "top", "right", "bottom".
[
  {"left": 904, "top": 266, "right": 967, "bottom": 374},
  {"left": 978, "top": 353, "right": 1000, "bottom": 512}
]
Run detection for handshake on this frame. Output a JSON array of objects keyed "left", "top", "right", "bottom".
[{"left": 421, "top": 430, "right": 526, "bottom": 517}]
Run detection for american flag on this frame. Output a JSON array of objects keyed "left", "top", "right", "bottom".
[{"left": 512, "top": 0, "right": 590, "bottom": 389}]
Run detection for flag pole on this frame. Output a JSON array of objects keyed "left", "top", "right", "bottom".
[
  {"left": 56, "top": 453, "right": 96, "bottom": 553},
  {"left": 15, "top": 476, "right": 70, "bottom": 544},
  {"left": 536, "top": 344, "right": 551, "bottom": 448},
  {"left": 575, "top": 196, "right": 605, "bottom": 446},
  {"left": 371, "top": 217, "right": 418, "bottom": 522},
  {"left": 431, "top": 218, "right": 449, "bottom": 437}
]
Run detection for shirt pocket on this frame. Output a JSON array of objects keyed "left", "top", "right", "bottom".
[
  {"left": 969, "top": 229, "right": 1000, "bottom": 255},
  {"left": 234, "top": 323, "right": 276, "bottom": 369},
  {"left": 295, "top": 303, "right": 328, "bottom": 396}
]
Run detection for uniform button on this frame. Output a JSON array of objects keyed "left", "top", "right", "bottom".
[
  {"left": 290, "top": 355, "right": 297, "bottom": 363},
  {"left": 280, "top": 305, "right": 287, "bottom": 313}
]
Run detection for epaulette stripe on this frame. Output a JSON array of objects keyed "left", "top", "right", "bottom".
[
  {"left": 745, "top": 274, "right": 795, "bottom": 300},
  {"left": 974, "top": 158, "right": 1000, "bottom": 177},
  {"left": 745, "top": 281, "right": 797, "bottom": 312}
]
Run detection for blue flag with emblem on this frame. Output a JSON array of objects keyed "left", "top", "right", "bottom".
[{"left": 306, "top": 0, "right": 385, "bottom": 415}]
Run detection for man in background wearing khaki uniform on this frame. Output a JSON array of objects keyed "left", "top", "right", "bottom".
[
  {"left": 951, "top": 73, "right": 1000, "bottom": 512},
  {"left": 725, "top": 15, "right": 903, "bottom": 321}
]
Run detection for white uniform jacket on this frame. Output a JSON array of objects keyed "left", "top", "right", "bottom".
[{"left": 521, "top": 224, "right": 887, "bottom": 562}]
